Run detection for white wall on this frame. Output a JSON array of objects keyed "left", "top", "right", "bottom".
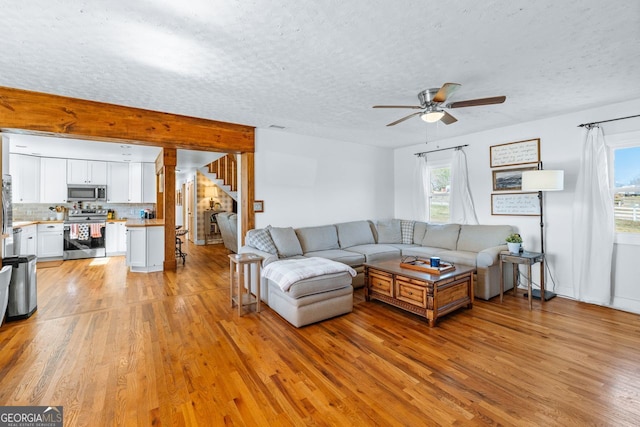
[
  {"left": 254, "top": 128, "right": 394, "bottom": 228},
  {"left": 394, "top": 98, "right": 640, "bottom": 313}
]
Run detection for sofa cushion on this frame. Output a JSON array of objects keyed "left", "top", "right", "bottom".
[
  {"left": 345, "top": 244, "right": 401, "bottom": 263},
  {"left": 436, "top": 250, "right": 477, "bottom": 267},
  {"left": 303, "top": 249, "right": 365, "bottom": 267},
  {"left": 296, "top": 225, "right": 339, "bottom": 253},
  {"left": 400, "top": 220, "right": 415, "bottom": 244},
  {"left": 422, "top": 223, "right": 461, "bottom": 250},
  {"left": 376, "top": 219, "right": 402, "bottom": 244},
  {"left": 246, "top": 228, "right": 277, "bottom": 254},
  {"left": 386, "top": 243, "right": 421, "bottom": 252},
  {"left": 413, "top": 221, "right": 427, "bottom": 244},
  {"left": 400, "top": 246, "right": 445, "bottom": 259},
  {"left": 269, "top": 226, "right": 304, "bottom": 258},
  {"left": 457, "top": 225, "right": 514, "bottom": 253},
  {"left": 336, "top": 220, "right": 375, "bottom": 248}
]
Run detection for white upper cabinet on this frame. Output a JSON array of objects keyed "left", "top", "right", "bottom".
[
  {"left": 67, "top": 159, "right": 107, "bottom": 185},
  {"left": 106, "top": 162, "right": 130, "bottom": 203},
  {"left": 40, "top": 157, "right": 68, "bottom": 204},
  {"left": 10, "top": 154, "right": 40, "bottom": 203},
  {"left": 128, "top": 162, "right": 143, "bottom": 203},
  {"left": 142, "top": 163, "right": 156, "bottom": 203}
]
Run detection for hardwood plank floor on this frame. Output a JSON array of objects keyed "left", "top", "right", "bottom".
[{"left": 1, "top": 242, "right": 639, "bottom": 426}]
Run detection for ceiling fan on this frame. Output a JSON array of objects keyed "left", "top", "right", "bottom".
[{"left": 373, "top": 83, "right": 506, "bottom": 126}]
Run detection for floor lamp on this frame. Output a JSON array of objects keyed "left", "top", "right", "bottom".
[{"left": 521, "top": 168, "right": 564, "bottom": 300}]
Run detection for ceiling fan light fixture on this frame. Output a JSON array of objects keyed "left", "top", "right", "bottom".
[{"left": 421, "top": 110, "right": 445, "bottom": 123}]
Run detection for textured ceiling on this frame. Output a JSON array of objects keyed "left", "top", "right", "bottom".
[{"left": 1, "top": 0, "right": 639, "bottom": 148}]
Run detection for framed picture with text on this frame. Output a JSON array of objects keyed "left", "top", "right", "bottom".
[
  {"left": 491, "top": 192, "right": 540, "bottom": 216},
  {"left": 490, "top": 138, "right": 540, "bottom": 168}
]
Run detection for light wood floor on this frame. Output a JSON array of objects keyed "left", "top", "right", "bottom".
[{"left": 1, "top": 242, "right": 639, "bottom": 426}]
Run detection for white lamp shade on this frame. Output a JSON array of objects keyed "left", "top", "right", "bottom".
[{"left": 521, "top": 170, "right": 564, "bottom": 191}]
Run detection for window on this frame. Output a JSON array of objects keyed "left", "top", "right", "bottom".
[
  {"left": 608, "top": 131, "right": 640, "bottom": 240},
  {"left": 428, "top": 164, "right": 451, "bottom": 223}
]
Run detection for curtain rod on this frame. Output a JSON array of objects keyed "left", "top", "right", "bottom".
[
  {"left": 577, "top": 114, "right": 640, "bottom": 128},
  {"left": 414, "top": 144, "right": 468, "bottom": 157}
]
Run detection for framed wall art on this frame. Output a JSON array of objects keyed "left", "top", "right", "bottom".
[
  {"left": 492, "top": 166, "right": 539, "bottom": 191},
  {"left": 490, "top": 138, "right": 540, "bottom": 168},
  {"left": 253, "top": 200, "right": 264, "bottom": 213},
  {"left": 491, "top": 192, "right": 540, "bottom": 216}
]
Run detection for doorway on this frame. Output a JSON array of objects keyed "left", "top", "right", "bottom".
[{"left": 186, "top": 180, "right": 195, "bottom": 243}]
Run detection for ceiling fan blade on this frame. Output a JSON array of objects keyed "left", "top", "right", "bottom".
[
  {"left": 447, "top": 96, "right": 506, "bottom": 109},
  {"left": 373, "top": 105, "right": 423, "bottom": 109},
  {"left": 440, "top": 111, "right": 458, "bottom": 125},
  {"left": 386, "top": 112, "right": 422, "bottom": 126},
  {"left": 432, "top": 82, "right": 461, "bottom": 103}
]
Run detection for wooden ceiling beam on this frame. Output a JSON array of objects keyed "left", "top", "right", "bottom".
[{"left": 0, "top": 86, "right": 255, "bottom": 153}]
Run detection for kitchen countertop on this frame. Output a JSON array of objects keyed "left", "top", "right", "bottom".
[
  {"left": 125, "top": 219, "right": 165, "bottom": 228},
  {"left": 13, "top": 220, "right": 64, "bottom": 228},
  {"left": 14, "top": 218, "right": 133, "bottom": 227}
]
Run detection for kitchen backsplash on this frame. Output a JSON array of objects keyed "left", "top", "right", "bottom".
[{"left": 14, "top": 203, "right": 156, "bottom": 221}]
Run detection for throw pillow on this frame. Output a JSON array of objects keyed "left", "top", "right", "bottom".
[
  {"left": 376, "top": 219, "right": 402, "bottom": 244},
  {"left": 269, "top": 226, "right": 304, "bottom": 258},
  {"left": 246, "top": 228, "right": 277, "bottom": 254},
  {"left": 400, "top": 220, "right": 415, "bottom": 244}
]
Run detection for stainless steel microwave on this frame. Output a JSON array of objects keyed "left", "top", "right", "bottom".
[{"left": 67, "top": 185, "right": 107, "bottom": 202}]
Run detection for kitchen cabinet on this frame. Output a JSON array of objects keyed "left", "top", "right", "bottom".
[
  {"left": 106, "top": 221, "right": 127, "bottom": 256},
  {"left": 106, "top": 162, "right": 130, "bottom": 203},
  {"left": 128, "top": 163, "right": 143, "bottom": 203},
  {"left": 40, "top": 157, "right": 68, "bottom": 204},
  {"left": 128, "top": 162, "right": 156, "bottom": 203},
  {"left": 37, "top": 223, "right": 64, "bottom": 259},
  {"left": 142, "top": 163, "right": 156, "bottom": 203},
  {"left": 126, "top": 223, "right": 164, "bottom": 273},
  {"left": 10, "top": 154, "right": 41, "bottom": 203},
  {"left": 67, "top": 159, "right": 107, "bottom": 185},
  {"left": 18, "top": 225, "right": 37, "bottom": 256}
]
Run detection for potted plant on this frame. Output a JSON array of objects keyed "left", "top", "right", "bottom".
[{"left": 505, "top": 233, "right": 523, "bottom": 254}]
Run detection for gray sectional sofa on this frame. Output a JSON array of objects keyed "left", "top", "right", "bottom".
[{"left": 240, "top": 219, "right": 515, "bottom": 301}]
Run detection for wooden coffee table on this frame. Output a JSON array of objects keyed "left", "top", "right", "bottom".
[{"left": 364, "top": 259, "right": 475, "bottom": 326}]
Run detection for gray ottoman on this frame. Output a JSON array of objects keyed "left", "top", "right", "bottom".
[{"left": 265, "top": 271, "right": 353, "bottom": 328}]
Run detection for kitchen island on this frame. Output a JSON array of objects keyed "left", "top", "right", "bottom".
[{"left": 125, "top": 219, "right": 164, "bottom": 273}]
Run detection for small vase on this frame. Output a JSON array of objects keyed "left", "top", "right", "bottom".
[{"left": 507, "top": 242, "right": 521, "bottom": 254}]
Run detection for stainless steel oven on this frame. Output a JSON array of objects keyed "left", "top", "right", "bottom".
[{"left": 63, "top": 209, "right": 108, "bottom": 260}]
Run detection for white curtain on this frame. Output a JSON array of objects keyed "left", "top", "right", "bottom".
[
  {"left": 572, "top": 125, "right": 615, "bottom": 304},
  {"left": 413, "top": 155, "right": 428, "bottom": 221},
  {"left": 449, "top": 149, "right": 478, "bottom": 224}
]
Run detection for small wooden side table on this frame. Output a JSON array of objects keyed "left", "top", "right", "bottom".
[
  {"left": 228, "top": 253, "right": 264, "bottom": 316},
  {"left": 499, "top": 251, "right": 545, "bottom": 310}
]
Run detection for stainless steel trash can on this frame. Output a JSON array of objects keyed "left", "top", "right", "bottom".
[
  {"left": 12, "top": 228, "right": 22, "bottom": 256},
  {"left": 2, "top": 255, "right": 37, "bottom": 320}
]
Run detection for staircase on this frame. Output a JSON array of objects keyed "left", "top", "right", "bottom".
[{"left": 199, "top": 154, "right": 238, "bottom": 201}]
